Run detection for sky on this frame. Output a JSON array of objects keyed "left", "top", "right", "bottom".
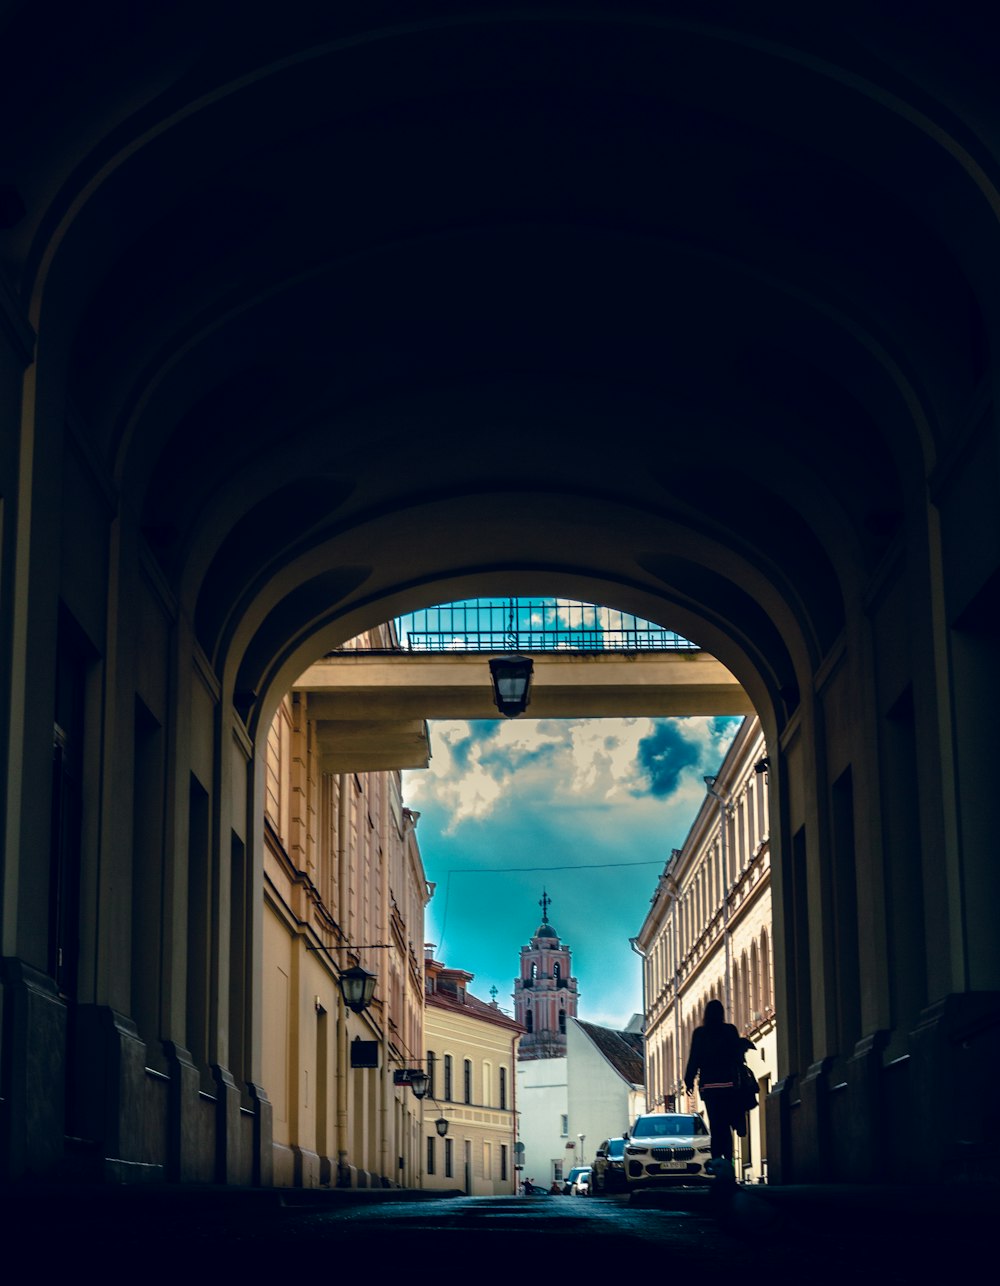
[{"left": 401, "top": 712, "right": 743, "bottom": 1030}]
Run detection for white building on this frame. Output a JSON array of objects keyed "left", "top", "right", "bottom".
[{"left": 566, "top": 1017, "right": 646, "bottom": 1170}]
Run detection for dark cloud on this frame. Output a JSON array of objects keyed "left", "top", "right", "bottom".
[
  {"left": 479, "top": 741, "right": 559, "bottom": 775},
  {"left": 443, "top": 720, "right": 501, "bottom": 773},
  {"left": 632, "top": 720, "right": 701, "bottom": 797},
  {"left": 711, "top": 715, "right": 744, "bottom": 739}
]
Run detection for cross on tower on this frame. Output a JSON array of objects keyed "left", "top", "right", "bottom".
[{"left": 539, "top": 889, "right": 551, "bottom": 922}]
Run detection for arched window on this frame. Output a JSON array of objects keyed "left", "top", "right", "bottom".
[
  {"left": 553, "top": 962, "right": 560, "bottom": 981},
  {"left": 750, "top": 941, "right": 760, "bottom": 1019},
  {"left": 444, "top": 1054, "right": 453, "bottom": 1101},
  {"left": 499, "top": 1066, "right": 508, "bottom": 1110},
  {"left": 761, "top": 929, "right": 771, "bottom": 1012},
  {"left": 531, "top": 962, "right": 538, "bottom": 980},
  {"left": 558, "top": 1009, "right": 566, "bottom": 1034},
  {"left": 426, "top": 1050, "right": 436, "bottom": 1100},
  {"left": 464, "top": 1058, "right": 472, "bottom": 1104},
  {"left": 526, "top": 1009, "right": 533, "bottom": 1033}
]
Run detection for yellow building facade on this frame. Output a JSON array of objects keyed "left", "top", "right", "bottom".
[
  {"left": 637, "top": 717, "right": 775, "bottom": 1182},
  {"left": 262, "top": 626, "right": 431, "bottom": 1188},
  {"left": 423, "top": 955, "right": 522, "bottom": 1194}
]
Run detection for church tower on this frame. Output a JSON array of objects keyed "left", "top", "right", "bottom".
[{"left": 513, "top": 891, "right": 580, "bottom": 1060}]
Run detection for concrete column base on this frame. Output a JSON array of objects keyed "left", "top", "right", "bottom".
[
  {"left": 0, "top": 958, "right": 67, "bottom": 1180},
  {"left": 794, "top": 1056, "right": 836, "bottom": 1181},
  {"left": 163, "top": 1041, "right": 205, "bottom": 1182},
  {"left": 840, "top": 1030, "right": 891, "bottom": 1182},
  {"left": 291, "top": 1143, "right": 321, "bottom": 1187},
  {"left": 909, "top": 992, "right": 1000, "bottom": 1182},
  {"left": 211, "top": 1063, "right": 251, "bottom": 1185},
  {"left": 72, "top": 1004, "right": 165, "bottom": 1183},
  {"left": 247, "top": 1080, "right": 273, "bottom": 1187},
  {"left": 765, "top": 1074, "right": 796, "bottom": 1185}
]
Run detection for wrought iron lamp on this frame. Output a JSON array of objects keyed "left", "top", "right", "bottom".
[
  {"left": 338, "top": 964, "right": 377, "bottom": 1014},
  {"left": 435, "top": 1116, "right": 449, "bottom": 1138},
  {"left": 489, "top": 655, "right": 534, "bottom": 717}
]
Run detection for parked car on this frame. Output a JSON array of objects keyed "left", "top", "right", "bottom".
[
  {"left": 591, "top": 1137, "right": 627, "bottom": 1193},
  {"left": 623, "top": 1113, "right": 713, "bottom": 1187},
  {"left": 564, "top": 1165, "right": 591, "bottom": 1196}
]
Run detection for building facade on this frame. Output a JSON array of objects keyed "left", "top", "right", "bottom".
[
  {"left": 636, "top": 716, "right": 776, "bottom": 1182},
  {"left": 423, "top": 954, "right": 521, "bottom": 1194},
  {"left": 263, "top": 624, "right": 432, "bottom": 1188}
]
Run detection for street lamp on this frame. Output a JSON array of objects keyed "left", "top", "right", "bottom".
[
  {"left": 409, "top": 1069, "right": 430, "bottom": 1100},
  {"left": 488, "top": 655, "right": 534, "bottom": 718},
  {"left": 338, "top": 964, "right": 377, "bottom": 1014},
  {"left": 435, "top": 1116, "right": 449, "bottom": 1138}
]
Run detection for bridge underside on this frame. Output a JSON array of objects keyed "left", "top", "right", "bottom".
[{"left": 297, "top": 652, "right": 752, "bottom": 769}]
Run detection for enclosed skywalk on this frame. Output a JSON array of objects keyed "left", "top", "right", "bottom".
[{"left": 293, "top": 650, "right": 752, "bottom": 771}]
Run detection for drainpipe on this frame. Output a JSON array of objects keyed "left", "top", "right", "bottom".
[
  {"left": 628, "top": 936, "right": 648, "bottom": 1102},
  {"left": 335, "top": 774, "right": 350, "bottom": 1183},
  {"left": 510, "top": 1032, "right": 519, "bottom": 1193},
  {"left": 704, "top": 778, "right": 732, "bottom": 1016},
  {"left": 665, "top": 858, "right": 682, "bottom": 1104}
]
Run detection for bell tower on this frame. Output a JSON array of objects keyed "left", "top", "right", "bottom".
[{"left": 513, "top": 891, "right": 579, "bottom": 1060}]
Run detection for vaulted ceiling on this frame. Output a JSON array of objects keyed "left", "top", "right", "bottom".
[{"left": 3, "top": 2, "right": 996, "bottom": 734}]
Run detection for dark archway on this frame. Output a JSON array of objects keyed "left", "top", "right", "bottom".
[{"left": 1, "top": 4, "right": 998, "bottom": 1189}]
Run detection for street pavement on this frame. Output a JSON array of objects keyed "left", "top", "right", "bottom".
[{"left": 4, "top": 1183, "right": 993, "bottom": 1279}]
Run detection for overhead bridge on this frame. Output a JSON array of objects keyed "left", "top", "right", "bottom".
[{"left": 293, "top": 651, "right": 752, "bottom": 772}]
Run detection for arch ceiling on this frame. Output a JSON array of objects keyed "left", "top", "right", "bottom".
[{"left": 3, "top": 3, "right": 996, "bottom": 739}]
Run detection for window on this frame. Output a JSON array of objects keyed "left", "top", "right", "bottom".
[
  {"left": 444, "top": 1054, "right": 453, "bottom": 1101},
  {"left": 463, "top": 1058, "right": 472, "bottom": 1104},
  {"left": 483, "top": 1060, "right": 492, "bottom": 1107},
  {"left": 445, "top": 1138, "right": 454, "bottom": 1178},
  {"left": 558, "top": 1009, "right": 566, "bottom": 1034},
  {"left": 499, "top": 1066, "right": 507, "bottom": 1110},
  {"left": 560, "top": 1114, "right": 569, "bottom": 1137},
  {"left": 483, "top": 1142, "right": 492, "bottom": 1179},
  {"left": 553, "top": 962, "right": 560, "bottom": 981},
  {"left": 427, "top": 1050, "right": 436, "bottom": 1101},
  {"left": 501, "top": 1144, "right": 509, "bottom": 1181},
  {"left": 531, "top": 962, "right": 538, "bottom": 979},
  {"left": 525, "top": 1009, "right": 533, "bottom": 1033},
  {"left": 426, "top": 1136, "right": 435, "bottom": 1175}
]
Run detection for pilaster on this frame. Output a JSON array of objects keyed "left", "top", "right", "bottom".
[{"left": 0, "top": 958, "right": 66, "bottom": 1179}]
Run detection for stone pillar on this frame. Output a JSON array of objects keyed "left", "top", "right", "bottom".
[
  {"left": 163, "top": 1040, "right": 202, "bottom": 1182},
  {"left": 72, "top": 1003, "right": 164, "bottom": 1182},
  {"left": 212, "top": 1062, "right": 246, "bottom": 1184},
  {"left": 909, "top": 993, "right": 1000, "bottom": 1183},
  {"left": 0, "top": 959, "right": 66, "bottom": 1180},
  {"left": 841, "top": 1030, "right": 890, "bottom": 1182},
  {"left": 765, "top": 1073, "right": 795, "bottom": 1185},
  {"left": 248, "top": 1080, "right": 273, "bottom": 1187},
  {"left": 794, "top": 1056, "right": 835, "bottom": 1181}
]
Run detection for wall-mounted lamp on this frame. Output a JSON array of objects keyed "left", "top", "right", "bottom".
[
  {"left": 435, "top": 1116, "right": 449, "bottom": 1138},
  {"left": 338, "top": 964, "right": 377, "bottom": 1014},
  {"left": 489, "top": 655, "right": 534, "bottom": 718},
  {"left": 393, "top": 1067, "right": 430, "bottom": 1099}
]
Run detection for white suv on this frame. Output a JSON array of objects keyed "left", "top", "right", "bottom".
[{"left": 623, "top": 1113, "right": 713, "bottom": 1187}]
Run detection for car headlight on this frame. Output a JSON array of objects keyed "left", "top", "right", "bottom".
[
  {"left": 696, "top": 1145, "right": 711, "bottom": 1154},
  {"left": 625, "top": 1146, "right": 648, "bottom": 1156}
]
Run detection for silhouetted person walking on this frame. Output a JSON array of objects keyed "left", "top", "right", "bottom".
[{"left": 684, "top": 999, "right": 752, "bottom": 1164}]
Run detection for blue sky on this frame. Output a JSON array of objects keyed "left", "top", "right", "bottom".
[{"left": 402, "top": 713, "right": 743, "bottom": 1028}]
